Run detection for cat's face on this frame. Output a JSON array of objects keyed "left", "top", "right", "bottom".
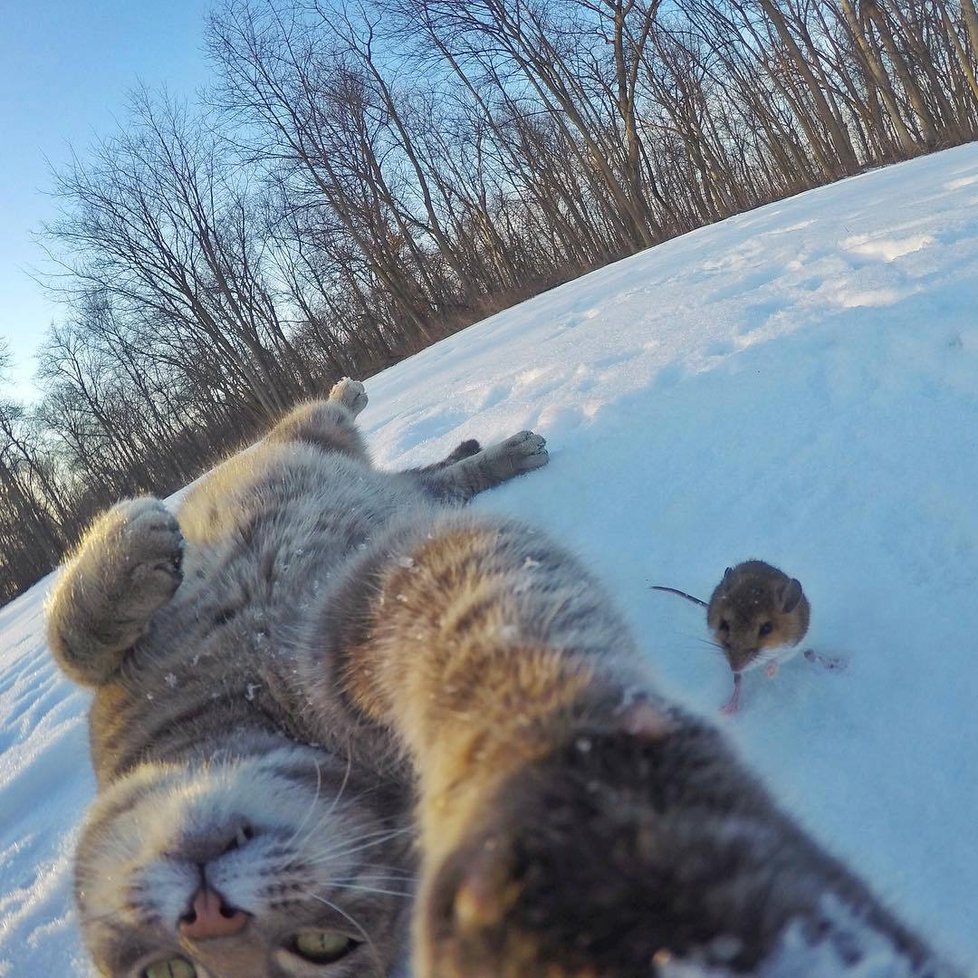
[{"left": 75, "top": 745, "right": 412, "bottom": 978}]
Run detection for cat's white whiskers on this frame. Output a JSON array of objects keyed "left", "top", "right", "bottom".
[
  {"left": 326, "top": 881, "right": 414, "bottom": 899},
  {"left": 308, "top": 822, "right": 411, "bottom": 852},
  {"left": 292, "top": 784, "right": 392, "bottom": 853},
  {"left": 327, "top": 868, "right": 418, "bottom": 891},
  {"left": 284, "top": 759, "right": 326, "bottom": 850},
  {"left": 285, "top": 794, "right": 356, "bottom": 854},
  {"left": 305, "top": 825, "right": 413, "bottom": 866},
  {"left": 314, "top": 742, "right": 355, "bottom": 827},
  {"left": 331, "top": 871, "right": 417, "bottom": 885}
]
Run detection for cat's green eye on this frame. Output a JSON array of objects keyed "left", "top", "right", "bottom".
[
  {"left": 143, "top": 958, "right": 196, "bottom": 978},
  {"left": 292, "top": 929, "right": 357, "bottom": 963}
]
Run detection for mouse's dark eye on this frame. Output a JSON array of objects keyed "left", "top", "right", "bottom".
[
  {"left": 718, "top": 619, "right": 730, "bottom": 633},
  {"left": 759, "top": 621, "right": 774, "bottom": 637}
]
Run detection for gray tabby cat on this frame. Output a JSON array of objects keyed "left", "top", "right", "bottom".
[{"left": 47, "top": 379, "right": 961, "bottom": 978}]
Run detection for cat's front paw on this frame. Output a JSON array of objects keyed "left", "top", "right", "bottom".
[
  {"left": 420, "top": 734, "right": 647, "bottom": 978},
  {"left": 329, "top": 377, "right": 369, "bottom": 417},
  {"left": 112, "top": 497, "right": 185, "bottom": 615},
  {"left": 487, "top": 430, "right": 549, "bottom": 477},
  {"left": 418, "top": 711, "right": 937, "bottom": 978},
  {"left": 419, "top": 714, "right": 712, "bottom": 978}
]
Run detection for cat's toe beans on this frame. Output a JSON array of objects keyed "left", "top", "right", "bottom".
[
  {"left": 116, "top": 502, "right": 185, "bottom": 602},
  {"left": 508, "top": 431, "right": 547, "bottom": 453},
  {"left": 501, "top": 431, "right": 549, "bottom": 471}
]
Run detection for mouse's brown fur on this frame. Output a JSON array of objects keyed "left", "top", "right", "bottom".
[{"left": 706, "top": 559, "right": 810, "bottom": 673}]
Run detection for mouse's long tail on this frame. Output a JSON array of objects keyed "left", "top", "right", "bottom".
[{"left": 649, "top": 585, "right": 708, "bottom": 607}]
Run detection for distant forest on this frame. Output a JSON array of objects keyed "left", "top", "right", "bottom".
[{"left": 3, "top": 0, "right": 978, "bottom": 603}]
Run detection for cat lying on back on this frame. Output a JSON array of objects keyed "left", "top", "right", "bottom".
[{"left": 48, "top": 379, "right": 961, "bottom": 978}]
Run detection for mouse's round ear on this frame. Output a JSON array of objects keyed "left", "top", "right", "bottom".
[{"left": 780, "top": 578, "right": 803, "bottom": 613}]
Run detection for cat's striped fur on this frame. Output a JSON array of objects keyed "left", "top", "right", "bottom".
[
  {"left": 47, "top": 379, "right": 544, "bottom": 978},
  {"left": 47, "top": 379, "right": 961, "bottom": 978}
]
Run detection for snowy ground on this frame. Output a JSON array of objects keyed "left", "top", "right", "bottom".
[{"left": 2, "top": 144, "right": 978, "bottom": 975}]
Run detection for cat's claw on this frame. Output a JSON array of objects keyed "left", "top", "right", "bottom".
[{"left": 329, "top": 377, "right": 369, "bottom": 417}]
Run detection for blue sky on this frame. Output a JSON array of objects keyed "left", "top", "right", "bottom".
[{"left": 0, "top": 0, "right": 215, "bottom": 399}]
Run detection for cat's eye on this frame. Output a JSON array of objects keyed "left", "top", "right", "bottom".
[
  {"left": 759, "top": 621, "right": 774, "bottom": 637},
  {"left": 291, "top": 929, "right": 358, "bottom": 963},
  {"left": 718, "top": 619, "right": 730, "bottom": 632},
  {"left": 143, "top": 958, "right": 196, "bottom": 978}
]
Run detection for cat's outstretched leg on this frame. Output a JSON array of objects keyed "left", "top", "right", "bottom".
[
  {"left": 333, "top": 513, "right": 959, "bottom": 978},
  {"left": 414, "top": 431, "right": 549, "bottom": 502},
  {"left": 264, "top": 378, "right": 371, "bottom": 461},
  {"left": 408, "top": 438, "right": 482, "bottom": 475},
  {"left": 47, "top": 498, "right": 184, "bottom": 688}
]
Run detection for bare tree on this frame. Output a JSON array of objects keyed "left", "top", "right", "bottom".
[{"left": 44, "top": 89, "right": 314, "bottom": 424}]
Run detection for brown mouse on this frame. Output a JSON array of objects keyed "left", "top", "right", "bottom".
[
  {"left": 652, "top": 559, "right": 811, "bottom": 713},
  {"left": 707, "top": 560, "right": 809, "bottom": 712}
]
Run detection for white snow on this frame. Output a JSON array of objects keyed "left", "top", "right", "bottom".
[{"left": 3, "top": 144, "right": 978, "bottom": 975}]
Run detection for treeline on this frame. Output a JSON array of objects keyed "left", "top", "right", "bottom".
[{"left": 3, "top": 0, "right": 978, "bottom": 604}]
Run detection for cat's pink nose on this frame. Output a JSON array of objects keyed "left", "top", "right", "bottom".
[{"left": 178, "top": 888, "right": 248, "bottom": 940}]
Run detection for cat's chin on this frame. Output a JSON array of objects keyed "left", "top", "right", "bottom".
[{"left": 76, "top": 743, "right": 413, "bottom": 976}]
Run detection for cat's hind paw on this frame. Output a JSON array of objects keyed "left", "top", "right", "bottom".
[
  {"left": 329, "top": 377, "right": 369, "bottom": 417},
  {"left": 47, "top": 497, "right": 185, "bottom": 687},
  {"left": 486, "top": 430, "right": 549, "bottom": 476}
]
